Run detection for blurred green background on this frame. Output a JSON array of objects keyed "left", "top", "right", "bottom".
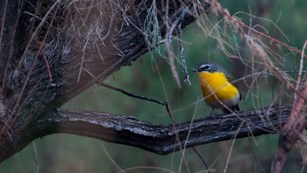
[{"left": 1, "top": 0, "right": 307, "bottom": 172}]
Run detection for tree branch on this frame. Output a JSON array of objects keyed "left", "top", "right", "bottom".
[
  {"left": 271, "top": 81, "right": 307, "bottom": 173},
  {"left": 0, "top": 0, "right": 210, "bottom": 161},
  {"left": 27, "top": 104, "right": 290, "bottom": 156}
]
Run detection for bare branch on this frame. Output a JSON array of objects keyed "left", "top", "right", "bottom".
[
  {"left": 272, "top": 82, "right": 307, "bottom": 173},
  {"left": 26, "top": 105, "right": 289, "bottom": 157}
]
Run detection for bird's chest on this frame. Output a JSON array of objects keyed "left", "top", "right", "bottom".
[{"left": 198, "top": 72, "right": 238, "bottom": 102}]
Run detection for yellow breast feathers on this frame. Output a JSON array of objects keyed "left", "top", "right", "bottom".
[{"left": 198, "top": 71, "right": 239, "bottom": 103}]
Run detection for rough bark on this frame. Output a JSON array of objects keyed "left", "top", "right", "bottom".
[
  {"left": 23, "top": 105, "right": 291, "bottom": 157},
  {"left": 0, "top": 0, "right": 210, "bottom": 162}
]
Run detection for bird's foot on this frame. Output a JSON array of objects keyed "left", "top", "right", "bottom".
[{"left": 209, "top": 112, "right": 218, "bottom": 119}]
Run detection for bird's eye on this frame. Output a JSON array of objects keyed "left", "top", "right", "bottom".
[{"left": 202, "top": 65, "right": 210, "bottom": 71}]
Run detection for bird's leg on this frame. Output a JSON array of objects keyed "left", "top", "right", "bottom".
[{"left": 209, "top": 108, "right": 217, "bottom": 118}]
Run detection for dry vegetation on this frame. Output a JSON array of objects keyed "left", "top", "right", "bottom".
[{"left": 0, "top": 0, "right": 306, "bottom": 172}]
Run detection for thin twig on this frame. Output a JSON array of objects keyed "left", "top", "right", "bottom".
[
  {"left": 223, "top": 122, "right": 243, "bottom": 173},
  {"left": 178, "top": 103, "right": 198, "bottom": 173},
  {"left": 295, "top": 40, "right": 307, "bottom": 100},
  {"left": 192, "top": 147, "right": 211, "bottom": 172},
  {"left": 99, "top": 81, "right": 175, "bottom": 123},
  {"left": 15, "top": 0, "right": 61, "bottom": 73},
  {"left": 99, "top": 82, "right": 210, "bottom": 172},
  {"left": 204, "top": 0, "right": 307, "bottom": 58},
  {"left": 168, "top": 6, "right": 192, "bottom": 85},
  {"left": 40, "top": 50, "right": 52, "bottom": 82},
  {"left": 98, "top": 83, "right": 166, "bottom": 106},
  {"left": 101, "top": 143, "right": 124, "bottom": 172},
  {"left": 166, "top": 39, "right": 181, "bottom": 87},
  {"left": 32, "top": 142, "right": 40, "bottom": 173},
  {"left": 178, "top": 22, "right": 191, "bottom": 85},
  {"left": 247, "top": 137, "right": 265, "bottom": 173}
]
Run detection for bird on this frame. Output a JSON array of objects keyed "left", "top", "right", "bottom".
[{"left": 193, "top": 63, "right": 241, "bottom": 114}]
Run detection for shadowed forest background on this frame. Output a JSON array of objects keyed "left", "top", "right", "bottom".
[{"left": 1, "top": 0, "right": 306, "bottom": 172}]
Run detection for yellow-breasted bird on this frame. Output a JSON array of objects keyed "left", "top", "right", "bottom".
[{"left": 193, "top": 63, "right": 241, "bottom": 114}]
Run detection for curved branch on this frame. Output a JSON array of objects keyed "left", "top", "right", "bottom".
[{"left": 30, "top": 105, "right": 290, "bottom": 155}]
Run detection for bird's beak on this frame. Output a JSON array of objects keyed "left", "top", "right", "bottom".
[{"left": 192, "top": 68, "right": 198, "bottom": 73}]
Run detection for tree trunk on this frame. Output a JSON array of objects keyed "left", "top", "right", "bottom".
[{"left": 0, "top": 0, "right": 210, "bottom": 162}]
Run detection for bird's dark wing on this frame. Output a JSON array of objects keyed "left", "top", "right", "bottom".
[{"left": 225, "top": 75, "right": 244, "bottom": 101}]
